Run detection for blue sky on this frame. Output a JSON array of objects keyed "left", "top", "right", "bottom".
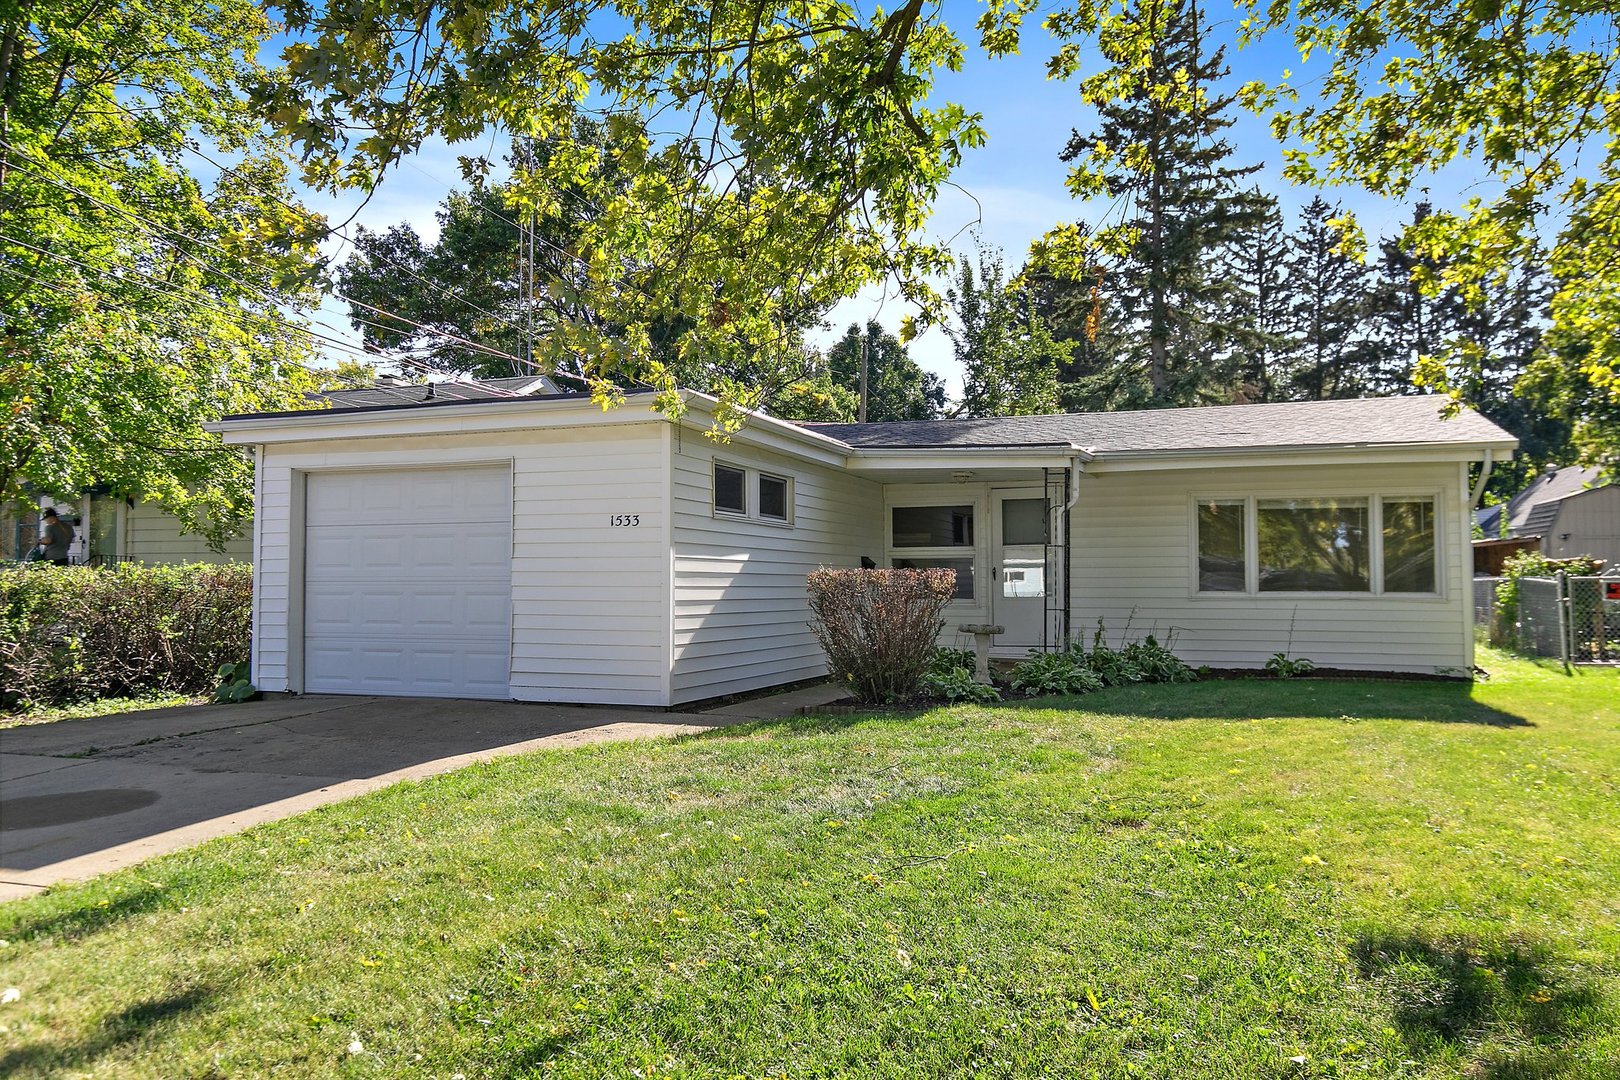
[{"left": 287, "top": 0, "right": 1472, "bottom": 397}]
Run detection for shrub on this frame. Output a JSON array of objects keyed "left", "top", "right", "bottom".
[
  {"left": 0, "top": 562, "right": 252, "bottom": 710},
  {"left": 807, "top": 567, "right": 956, "bottom": 704},
  {"left": 1264, "top": 652, "right": 1316, "bottom": 679},
  {"left": 919, "top": 665, "right": 1001, "bottom": 704},
  {"left": 1494, "top": 550, "right": 1602, "bottom": 641},
  {"left": 1010, "top": 647, "right": 1104, "bottom": 696},
  {"left": 928, "top": 647, "right": 976, "bottom": 675},
  {"left": 1120, "top": 635, "right": 1197, "bottom": 683}
]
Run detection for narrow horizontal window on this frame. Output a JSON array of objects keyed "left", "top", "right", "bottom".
[
  {"left": 714, "top": 462, "right": 746, "bottom": 515},
  {"left": 759, "top": 473, "right": 790, "bottom": 522},
  {"left": 891, "top": 557, "right": 974, "bottom": 600},
  {"left": 1383, "top": 497, "right": 1437, "bottom": 593},
  {"left": 891, "top": 505, "right": 973, "bottom": 548},
  {"left": 1258, "top": 497, "right": 1370, "bottom": 592},
  {"left": 1196, "top": 499, "right": 1247, "bottom": 592}
]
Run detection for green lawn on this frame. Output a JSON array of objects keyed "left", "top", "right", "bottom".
[{"left": 2, "top": 650, "right": 1617, "bottom": 1078}]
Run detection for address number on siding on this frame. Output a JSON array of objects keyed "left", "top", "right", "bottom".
[{"left": 609, "top": 514, "right": 642, "bottom": 527}]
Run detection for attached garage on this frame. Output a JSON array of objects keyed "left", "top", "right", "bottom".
[{"left": 302, "top": 464, "right": 513, "bottom": 699}]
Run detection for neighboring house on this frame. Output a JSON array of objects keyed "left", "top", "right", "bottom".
[
  {"left": 1475, "top": 465, "right": 1619, "bottom": 567},
  {"left": 2, "top": 375, "right": 561, "bottom": 565},
  {"left": 212, "top": 391, "right": 1515, "bottom": 706}
]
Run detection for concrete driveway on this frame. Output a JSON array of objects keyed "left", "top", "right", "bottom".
[{"left": 0, "top": 687, "right": 835, "bottom": 900}]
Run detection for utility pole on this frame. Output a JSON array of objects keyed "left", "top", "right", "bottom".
[{"left": 858, "top": 332, "right": 869, "bottom": 423}]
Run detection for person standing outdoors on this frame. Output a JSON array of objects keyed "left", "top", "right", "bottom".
[{"left": 37, "top": 508, "right": 75, "bottom": 566}]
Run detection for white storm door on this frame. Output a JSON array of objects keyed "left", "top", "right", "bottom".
[
  {"left": 992, "top": 489, "right": 1049, "bottom": 649},
  {"left": 303, "top": 464, "right": 512, "bottom": 699}
]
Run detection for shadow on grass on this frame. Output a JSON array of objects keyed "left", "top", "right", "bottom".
[
  {"left": 1353, "top": 931, "right": 1605, "bottom": 1079},
  {"left": 0, "top": 877, "right": 188, "bottom": 944},
  {"left": 0, "top": 985, "right": 214, "bottom": 1075},
  {"left": 715, "top": 678, "right": 1532, "bottom": 735}
]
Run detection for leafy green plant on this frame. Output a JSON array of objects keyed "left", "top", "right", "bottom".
[
  {"left": 215, "top": 661, "right": 258, "bottom": 704},
  {"left": 928, "top": 647, "right": 977, "bottom": 676},
  {"left": 1494, "top": 550, "right": 1602, "bottom": 640},
  {"left": 1265, "top": 653, "right": 1316, "bottom": 679},
  {"left": 919, "top": 666, "right": 1001, "bottom": 704},
  {"left": 1, "top": 563, "right": 253, "bottom": 710},
  {"left": 1120, "top": 635, "right": 1196, "bottom": 683},
  {"left": 1010, "top": 648, "right": 1104, "bottom": 696}
]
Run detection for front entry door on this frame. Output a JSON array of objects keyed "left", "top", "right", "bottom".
[{"left": 992, "top": 489, "right": 1049, "bottom": 649}]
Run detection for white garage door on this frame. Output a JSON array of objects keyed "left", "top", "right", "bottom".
[{"left": 303, "top": 465, "right": 512, "bottom": 699}]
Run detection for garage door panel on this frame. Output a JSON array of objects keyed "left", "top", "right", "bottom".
[
  {"left": 304, "top": 465, "right": 512, "bottom": 699},
  {"left": 307, "top": 467, "right": 513, "bottom": 527}
]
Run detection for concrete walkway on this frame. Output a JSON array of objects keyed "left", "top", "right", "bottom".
[{"left": 0, "top": 683, "right": 845, "bottom": 900}]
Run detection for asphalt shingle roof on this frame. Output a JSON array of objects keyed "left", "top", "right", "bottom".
[
  {"left": 1502, "top": 464, "right": 1606, "bottom": 534},
  {"left": 316, "top": 376, "right": 551, "bottom": 410},
  {"left": 803, "top": 396, "right": 1514, "bottom": 454}
]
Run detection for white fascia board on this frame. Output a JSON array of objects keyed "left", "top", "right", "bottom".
[
  {"left": 207, "top": 397, "right": 663, "bottom": 445},
  {"left": 1086, "top": 441, "right": 1519, "bottom": 473},
  {"left": 674, "top": 391, "right": 856, "bottom": 468},
  {"left": 845, "top": 447, "right": 1086, "bottom": 473}
]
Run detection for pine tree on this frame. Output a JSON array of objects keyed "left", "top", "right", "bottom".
[
  {"left": 948, "top": 249, "right": 1067, "bottom": 418},
  {"left": 1223, "top": 192, "right": 1293, "bottom": 402},
  {"left": 1051, "top": 0, "right": 1266, "bottom": 406},
  {"left": 1284, "top": 196, "right": 1372, "bottom": 400}
]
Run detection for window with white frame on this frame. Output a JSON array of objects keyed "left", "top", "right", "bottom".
[
  {"left": 713, "top": 460, "right": 794, "bottom": 525},
  {"left": 713, "top": 462, "right": 747, "bottom": 515},
  {"left": 1195, "top": 494, "right": 1439, "bottom": 595},
  {"left": 758, "top": 473, "right": 790, "bottom": 522},
  {"left": 889, "top": 503, "right": 975, "bottom": 600}
]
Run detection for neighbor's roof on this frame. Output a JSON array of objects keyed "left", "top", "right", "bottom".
[
  {"left": 315, "top": 375, "right": 557, "bottom": 410},
  {"left": 1500, "top": 464, "right": 1608, "bottom": 535},
  {"left": 803, "top": 396, "right": 1515, "bottom": 454}
]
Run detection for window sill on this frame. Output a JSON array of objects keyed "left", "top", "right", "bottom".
[{"left": 1191, "top": 590, "right": 1446, "bottom": 601}]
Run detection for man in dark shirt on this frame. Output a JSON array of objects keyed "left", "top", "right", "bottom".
[{"left": 38, "top": 508, "right": 74, "bottom": 565}]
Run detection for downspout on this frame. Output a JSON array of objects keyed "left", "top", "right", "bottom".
[{"left": 1469, "top": 449, "right": 1494, "bottom": 509}]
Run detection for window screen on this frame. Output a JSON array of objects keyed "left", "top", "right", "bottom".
[
  {"left": 714, "top": 462, "right": 746, "bottom": 514},
  {"left": 1196, "top": 499, "right": 1247, "bottom": 591},
  {"left": 1383, "top": 497, "right": 1437, "bottom": 592},
  {"left": 1001, "top": 498, "right": 1047, "bottom": 545},
  {"left": 1257, "top": 498, "right": 1370, "bottom": 592},
  {"left": 759, "top": 474, "right": 789, "bottom": 521}
]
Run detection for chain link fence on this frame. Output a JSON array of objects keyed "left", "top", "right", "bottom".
[{"left": 1507, "top": 575, "right": 1619, "bottom": 666}]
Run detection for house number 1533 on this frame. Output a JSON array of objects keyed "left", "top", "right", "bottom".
[{"left": 609, "top": 514, "right": 641, "bottom": 527}]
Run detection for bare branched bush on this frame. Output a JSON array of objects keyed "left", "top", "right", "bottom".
[
  {"left": 807, "top": 567, "right": 956, "bottom": 704},
  {"left": 1, "top": 563, "right": 252, "bottom": 709}
]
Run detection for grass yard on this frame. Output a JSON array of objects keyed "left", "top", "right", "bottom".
[{"left": 1, "top": 649, "right": 1617, "bottom": 1078}]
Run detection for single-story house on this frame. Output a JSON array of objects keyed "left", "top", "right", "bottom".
[
  {"left": 1475, "top": 464, "right": 1618, "bottom": 568},
  {"left": 5, "top": 375, "right": 561, "bottom": 565},
  {"left": 211, "top": 391, "right": 1517, "bottom": 706}
]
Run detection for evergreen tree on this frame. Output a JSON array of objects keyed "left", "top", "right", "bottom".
[
  {"left": 1047, "top": 0, "right": 1266, "bottom": 406},
  {"left": 947, "top": 249, "right": 1067, "bottom": 418},
  {"left": 823, "top": 321, "right": 947, "bottom": 421},
  {"left": 1224, "top": 192, "right": 1294, "bottom": 402},
  {"left": 1284, "top": 196, "right": 1372, "bottom": 400}
]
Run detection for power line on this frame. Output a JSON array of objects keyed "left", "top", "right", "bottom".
[{"left": 0, "top": 145, "right": 534, "bottom": 372}]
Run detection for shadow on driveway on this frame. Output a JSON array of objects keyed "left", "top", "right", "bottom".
[{"left": 0, "top": 695, "right": 718, "bottom": 894}]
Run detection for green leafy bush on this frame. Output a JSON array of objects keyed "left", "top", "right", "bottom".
[
  {"left": 1120, "top": 635, "right": 1197, "bottom": 683},
  {"left": 928, "top": 647, "right": 976, "bottom": 675},
  {"left": 919, "top": 665, "right": 1001, "bottom": 704},
  {"left": 807, "top": 567, "right": 957, "bottom": 704},
  {"left": 1494, "top": 550, "right": 1602, "bottom": 640},
  {"left": 1265, "top": 652, "right": 1316, "bottom": 679},
  {"left": 1009, "top": 647, "right": 1104, "bottom": 696},
  {"left": 1, "top": 562, "right": 252, "bottom": 710},
  {"left": 215, "top": 660, "right": 259, "bottom": 704}
]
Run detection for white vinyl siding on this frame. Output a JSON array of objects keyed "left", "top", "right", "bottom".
[
  {"left": 1072, "top": 461, "right": 1471, "bottom": 673},
  {"left": 123, "top": 499, "right": 253, "bottom": 564},
  {"left": 251, "top": 423, "right": 671, "bottom": 705},
  {"left": 670, "top": 430, "right": 883, "bottom": 703}
]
